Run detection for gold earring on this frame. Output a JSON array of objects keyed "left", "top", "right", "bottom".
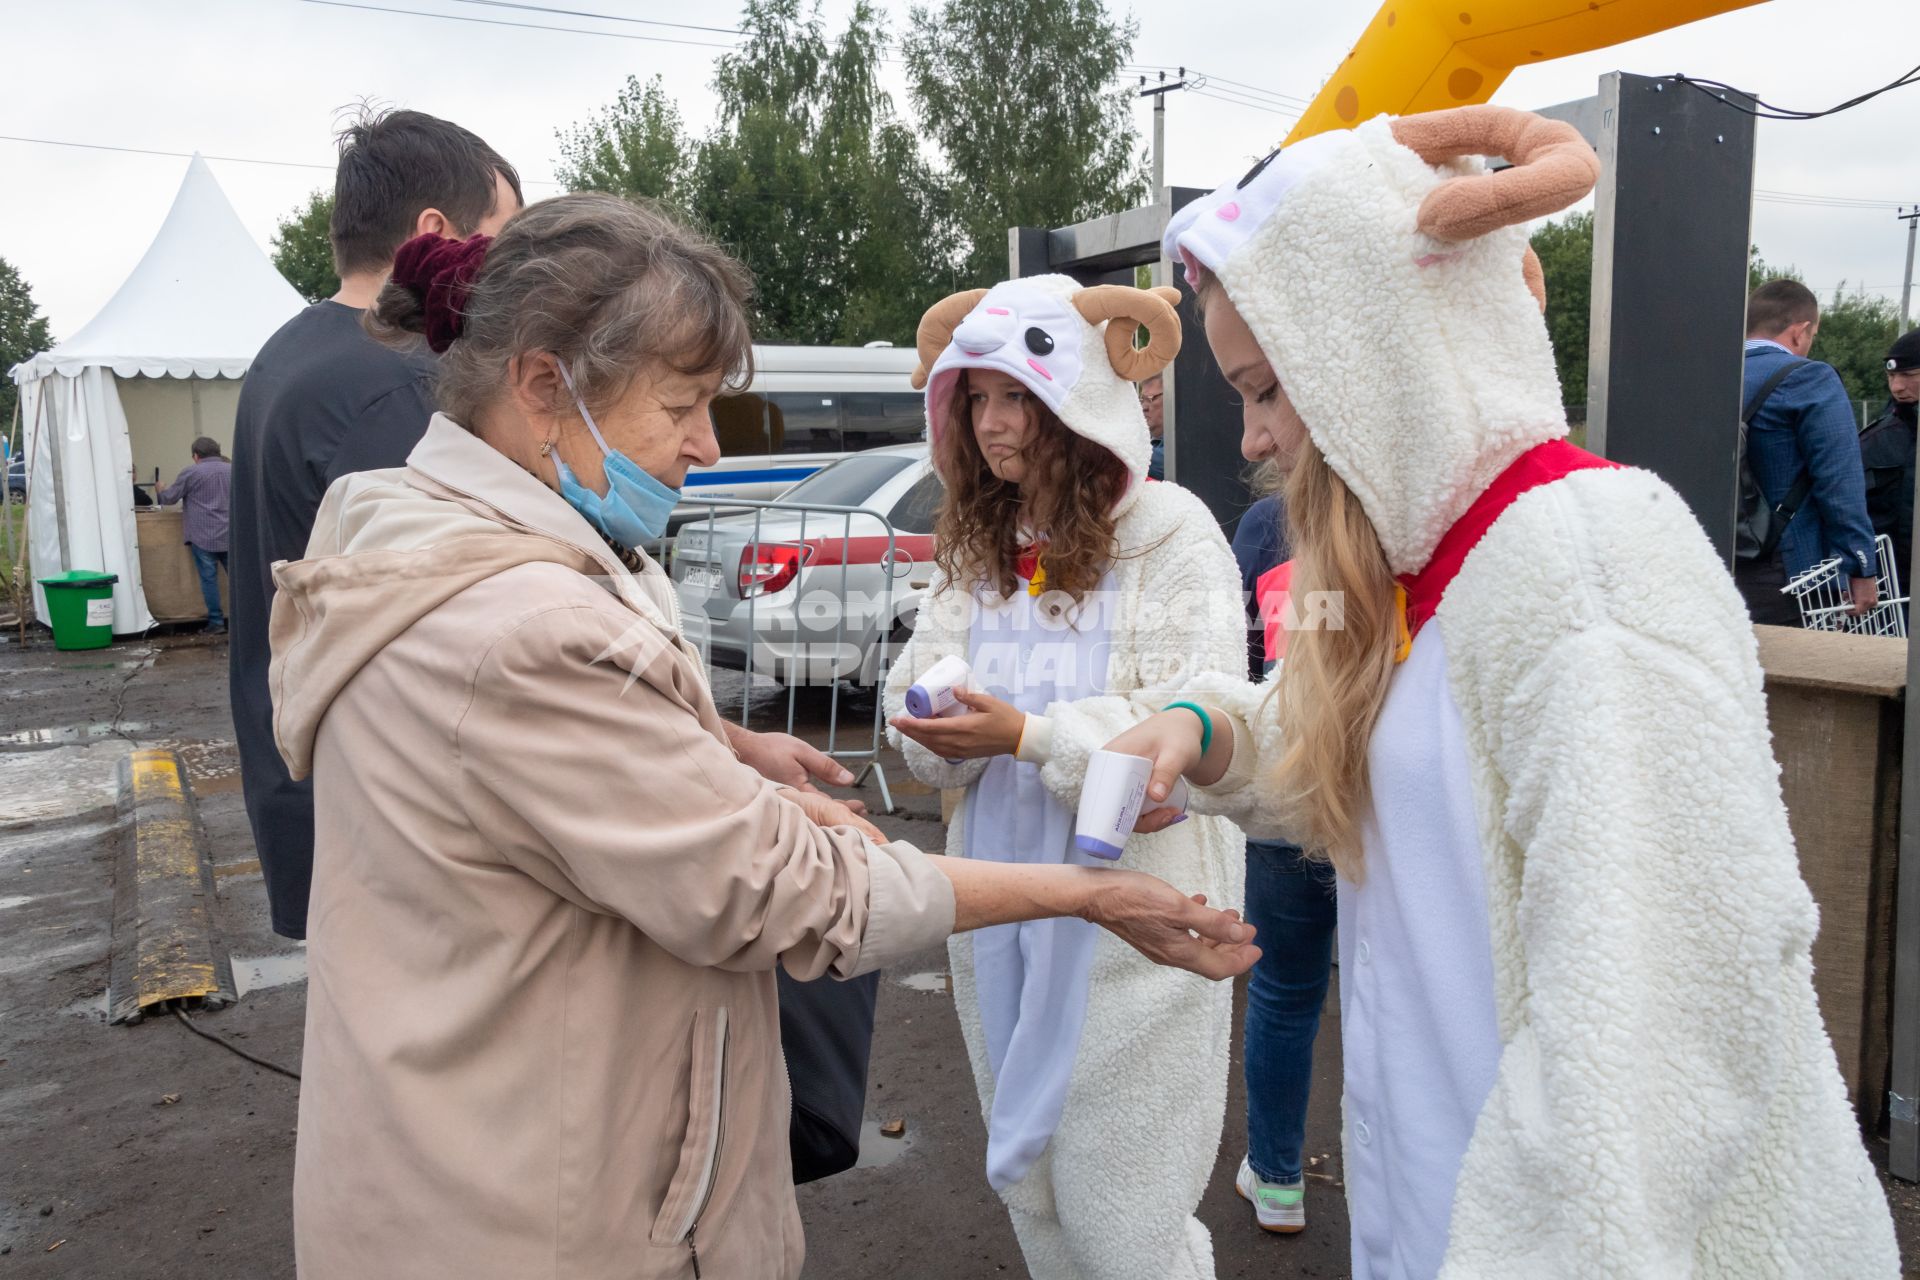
[{"left": 539, "top": 437, "right": 555, "bottom": 456}]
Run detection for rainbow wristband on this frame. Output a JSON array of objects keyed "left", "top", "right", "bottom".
[{"left": 1161, "top": 701, "right": 1214, "bottom": 757}]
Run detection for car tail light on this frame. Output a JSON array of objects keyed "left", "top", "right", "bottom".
[{"left": 738, "top": 542, "right": 814, "bottom": 598}]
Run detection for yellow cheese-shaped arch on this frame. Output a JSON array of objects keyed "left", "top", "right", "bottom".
[{"left": 1284, "top": 0, "right": 1767, "bottom": 143}]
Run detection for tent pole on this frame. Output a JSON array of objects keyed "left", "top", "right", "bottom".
[{"left": 3, "top": 399, "right": 16, "bottom": 624}]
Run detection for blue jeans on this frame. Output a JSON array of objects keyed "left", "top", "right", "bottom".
[
  {"left": 190, "top": 544, "right": 227, "bottom": 627},
  {"left": 1244, "top": 839, "right": 1337, "bottom": 1182}
]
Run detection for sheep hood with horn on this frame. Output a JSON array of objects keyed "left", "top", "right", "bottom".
[
  {"left": 912, "top": 275, "right": 1181, "bottom": 506},
  {"left": 1163, "top": 105, "right": 1597, "bottom": 576}
]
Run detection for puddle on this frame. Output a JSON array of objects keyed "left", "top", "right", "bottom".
[
  {"left": 895, "top": 971, "right": 950, "bottom": 993},
  {"left": 0, "top": 744, "right": 133, "bottom": 827},
  {"left": 61, "top": 990, "right": 109, "bottom": 1019},
  {"left": 151, "top": 737, "right": 239, "bottom": 783},
  {"left": 854, "top": 1119, "right": 916, "bottom": 1169},
  {"left": 0, "top": 722, "right": 150, "bottom": 747},
  {"left": 232, "top": 947, "right": 308, "bottom": 997},
  {"left": 0, "top": 895, "right": 31, "bottom": 910}
]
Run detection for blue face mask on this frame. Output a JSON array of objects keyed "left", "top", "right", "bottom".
[{"left": 550, "top": 361, "right": 682, "bottom": 547}]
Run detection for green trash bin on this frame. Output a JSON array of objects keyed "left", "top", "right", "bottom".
[{"left": 39, "top": 570, "right": 120, "bottom": 651}]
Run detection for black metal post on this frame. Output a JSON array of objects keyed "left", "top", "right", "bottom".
[{"left": 1586, "top": 71, "right": 1758, "bottom": 561}]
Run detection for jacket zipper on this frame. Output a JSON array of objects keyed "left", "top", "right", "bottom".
[{"left": 678, "top": 1008, "right": 729, "bottom": 1273}]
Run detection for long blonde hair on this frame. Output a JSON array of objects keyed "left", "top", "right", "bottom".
[
  {"left": 1269, "top": 441, "right": 1399, "bottom": 879},
  {"left": 1197, "top": 272, "right": 1398, "bottom": 878}
]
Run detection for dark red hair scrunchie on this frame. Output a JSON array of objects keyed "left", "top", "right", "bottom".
[{"left": 389, "top": 232, "right": 493, "bottom": 353}]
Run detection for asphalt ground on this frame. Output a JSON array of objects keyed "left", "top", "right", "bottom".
[{"left": 1, "top": 626, "right": 1915, "bottom": 1277}]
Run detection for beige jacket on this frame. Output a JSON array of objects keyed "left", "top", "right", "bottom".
[{"left": 271, "top": 415, "right": 955, "bottom": 1280}]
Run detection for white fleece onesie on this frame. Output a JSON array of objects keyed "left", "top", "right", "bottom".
[
  {"left": 1162, "top": 109, "right": 1901, "bottom": 1278},
  {"left": 962, "top": 573, "right": 1115, "bottom": 1191},
  {"left": 887, "top": 274, "right": 1248, "bottom": 1280}
]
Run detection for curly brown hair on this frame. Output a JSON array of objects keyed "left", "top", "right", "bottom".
[{"left": 932, "top": 371, "right": 1131, "bottom": 603}]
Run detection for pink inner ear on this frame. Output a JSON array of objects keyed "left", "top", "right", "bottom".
[
  {"left": 1025, "top": 359, "right": 1053, "bottom": 381},
  {"left": 1216, "top": 201, "right": 1241, "bottom": 222},
  {"left": 986, "top": 307, "right": 1010, "bottom": 315}
]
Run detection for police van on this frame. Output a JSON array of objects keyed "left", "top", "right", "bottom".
[{"left": 684, "top": 343, "right": 925, "bottom": 513}]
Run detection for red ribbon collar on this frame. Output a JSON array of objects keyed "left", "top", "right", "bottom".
[{"left": 1395, "top": 439, "right": 1620, "bottom": 643}]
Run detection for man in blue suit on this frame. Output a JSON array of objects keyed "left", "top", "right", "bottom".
[{"left": 1735, "top": 279, "right": 1879, "bottom": 626}]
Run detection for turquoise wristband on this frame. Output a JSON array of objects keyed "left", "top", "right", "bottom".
[{"left": 1162, "top": 701, "right": 1213, "bottom": 757}]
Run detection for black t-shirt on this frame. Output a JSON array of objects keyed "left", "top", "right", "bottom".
[{"left": 228, "top": 300, "right": 437, "bottom": 938}]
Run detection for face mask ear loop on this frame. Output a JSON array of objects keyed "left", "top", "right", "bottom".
[{"left": 554, "top": 359, "right": 613, "bottom": 457}]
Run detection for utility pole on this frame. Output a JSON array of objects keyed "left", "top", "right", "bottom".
[
  {"left": 1900, "top": 205, "right": 1918, "bottom": 329},
  {"left": 1138, "top": 69, "right": 1188, "bottom": 194}
]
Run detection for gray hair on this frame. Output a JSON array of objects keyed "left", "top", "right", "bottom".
[{"left": 367, "top": 193, "right": 755, "bottom": 424}]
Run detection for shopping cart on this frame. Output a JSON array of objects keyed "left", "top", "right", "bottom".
[{"left": 1781, "top": 533, "right": 1909, "bottom": 638}]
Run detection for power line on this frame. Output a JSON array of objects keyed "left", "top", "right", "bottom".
[
  {"left": 1755, "top": 189, "right": 1909, "bottom": 210},
  {"left": 1668, "top": 63, "right": 1919, "bottom": 121},
  {"left": 0, "top": 133, "right": 332, "bottom": 172},
  {"left": 294, "top": 0, "right": 741, "bottom": 50},
  {"left": 443, "top": 0, "right": 739, "bottom": 36},
  {"left": 1188, "top": 85, "right": 1299, "bottom": 120},
  {"left": 1186, "top": 70, "right": 1315, "bottom": 111},
  {"left": 0, "top": 132, "right": 567, "bottom": 187}
]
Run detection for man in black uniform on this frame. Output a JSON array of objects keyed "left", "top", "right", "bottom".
[
  {"left": 228, "top": 109, "right": 524, "bottom": 938},
  {"left": 1861, "top": 328, "right": 1919, "bottom": 600}
]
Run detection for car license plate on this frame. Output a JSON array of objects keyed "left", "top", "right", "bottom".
[{"left": 681, "top": 567, "right": 722, "bottom": 596}]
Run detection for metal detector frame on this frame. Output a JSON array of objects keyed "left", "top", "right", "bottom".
[{"left": 1013, "top": 70, "right": 1920, "bottom": 1178}]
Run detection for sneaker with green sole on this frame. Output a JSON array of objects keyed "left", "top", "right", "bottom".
[{"left": 1235, "top": 1155, "right": 1306, "bottom": 1234}]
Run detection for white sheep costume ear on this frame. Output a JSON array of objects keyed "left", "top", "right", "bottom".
[
  {"left": 911, "top": 274, "right": 1182, "bottom": 508},
  {"left": 1163, "top": 105, "right": 1599, "bottom": 575}
]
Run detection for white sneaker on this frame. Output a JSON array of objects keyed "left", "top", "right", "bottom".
[{"left": 1235, "top": 1155, "right": 1306, "bottom": 1233}]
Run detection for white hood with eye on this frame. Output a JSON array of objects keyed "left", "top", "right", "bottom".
[
  {"left": 922, "top": 275, "right": 1156, "bottom": 506},
  {"left": 1164, "top": 116, "right": 1570, "bottom": 576}
]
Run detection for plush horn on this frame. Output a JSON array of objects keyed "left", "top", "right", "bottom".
[
  {"left": 910, "top": 289, "right": 989, "bottom": 390},
  {"left": 1521, "top": 244, "right": 1546, "bottom": 313},
  {"left": 1071, "top": 285, "right": 1184, "bottom": 382},
  {"left": 1389, "top": 105, "right": 1599, "bottom": 243}
]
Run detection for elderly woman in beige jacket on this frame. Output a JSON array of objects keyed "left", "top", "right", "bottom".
[{"left": 267, "top": 193, "right": 1258, "bottom": 1280}]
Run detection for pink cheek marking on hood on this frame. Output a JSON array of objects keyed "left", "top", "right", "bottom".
[
  {"left": 986, "top": 307, "right": 1010, "bottom": 315},
  {"left": 1413, "top": 252, "right": 1461, "bottom": 268},
  {"left": 1217, "top": 201, "right": 1241, "bottom": 221},
  {"left": 1025, "top": 358, "right": 1053, "bottom": 381}
]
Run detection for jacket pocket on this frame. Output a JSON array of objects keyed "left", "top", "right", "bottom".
[{"left": 650, "top": 1006, "right": 731, "bottom": 1248}]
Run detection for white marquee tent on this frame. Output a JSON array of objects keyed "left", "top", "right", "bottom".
[{"left": 9, "top": 155, "right": 305, "bottom": 631}]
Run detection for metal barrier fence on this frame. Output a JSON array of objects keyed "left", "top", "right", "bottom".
[{"left": 667, "top": 497, "right": 922, "bottom": 814}]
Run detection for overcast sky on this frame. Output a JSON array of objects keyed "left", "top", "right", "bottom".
[{"left": 3, "top": 0, "right": 1915, "bottom": 339}]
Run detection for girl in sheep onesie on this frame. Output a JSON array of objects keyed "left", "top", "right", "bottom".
[
  {"left": 1108, "top": 104, "right": 1901, "bottom": 1279},
  {"left": 885, "top": 276, "right": 1247, "bottom": 1280}
]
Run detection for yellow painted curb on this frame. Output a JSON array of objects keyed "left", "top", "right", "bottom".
[{"left": 107, "top": 748, "right": 235, "bottom": 1023}]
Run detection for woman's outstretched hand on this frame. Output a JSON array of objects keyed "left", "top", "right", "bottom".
[
  {"left": 889, "top": 688, "right": 1025, "bottom": 760},
  {"left": 1103, "top": 709, "right": 1212, "bottom": 834},
  {"left": 780, "top": 787, "right": 888, "bottom": 844},
  {"left": 1082, "top": 869, "right": 1260, "bottom": 980}
]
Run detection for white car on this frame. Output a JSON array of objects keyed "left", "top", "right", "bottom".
[{"left": 672, "top": 444, "right": 940, "bottom": 686}]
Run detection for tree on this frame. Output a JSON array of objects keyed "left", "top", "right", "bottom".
[
  {"left": 1749, "top": 254, "right": 1901, "bottom": 413},
  {"left": 690, "top": 0, "right": 948, "bottom": 344},
  {"left": 272, "top": 191, "right": 338, "bottom": 303},
  {"left": 1529, "top": 211, "right": 1592, "bottom": 412},
  {"left": 555, "top": 74, "right": 692, "bottom": 201},
  {"left": 0, "top": 257, "right": 54, "bottom": 432},
  {"left": 1810, "top": 288, "right": 1902, "bottom": 414},
  {"left": 902, "top": 0, "right": 1146, "bottom": 286}
]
